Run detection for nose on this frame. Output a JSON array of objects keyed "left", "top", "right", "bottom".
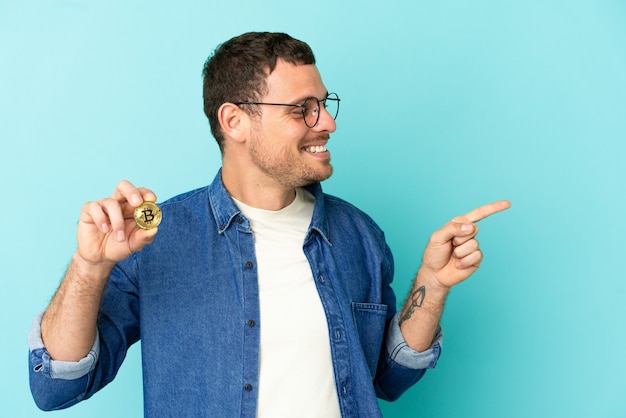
[{"left": 313, "top": 106, "right": 336, "bottom": 133}]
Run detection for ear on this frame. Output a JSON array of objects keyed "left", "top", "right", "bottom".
[{"left": 218, "top": 102, "right": 249, "bottom": 144}]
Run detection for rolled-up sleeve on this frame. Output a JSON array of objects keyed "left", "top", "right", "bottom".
[
  {"left": 373, "top": 312, "right": 443, "bottom": 401},
  {"left": 28, "top": 311, "right": 100, "bottom": 380},
  {"left": 28, "top": 261, "right": 140, "bottom": 411},
  {"left": 385, "top": 312, "right": 442, "bottom": 370}
]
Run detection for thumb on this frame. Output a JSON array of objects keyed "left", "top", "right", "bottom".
[
  {"left": 128, "top": 228, "right": 159, "bottom": 254},
  {"left": 429, "top": 221, "right": 475, "bottom": 247}
]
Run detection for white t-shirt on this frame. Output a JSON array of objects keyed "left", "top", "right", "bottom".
[{"left": 233, "top": 188, "right": 341, "bottom": 418}]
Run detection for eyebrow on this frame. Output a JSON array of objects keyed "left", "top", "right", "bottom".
[{"left": 290, "top": 91, "right": 329, "bottom": 104}]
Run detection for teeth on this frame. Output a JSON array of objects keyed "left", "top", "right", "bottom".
[{"left": 305, "top": 145, "right": 327, "bottom": 153}]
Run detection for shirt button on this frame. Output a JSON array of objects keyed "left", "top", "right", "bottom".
[
  {"left": 247, "top": 319, "right": 256, "bottom": 327},
  {"left": 237, "top": 216, "right": 244, "bottom": 224},
  {"left": 244, "top": 383, "right": 253, "bottom": 391},
  {"left": 245, "top": 261, "right": 253, "bottom": 269}
]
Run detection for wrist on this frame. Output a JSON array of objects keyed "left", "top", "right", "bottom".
[
  {"left": 415, "top": 267, "right": 452, "bottom": 296},
  {"left": 71, "top": 252, "right": 116, "bottom": 280}
]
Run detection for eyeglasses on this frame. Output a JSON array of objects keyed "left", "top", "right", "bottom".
[{"left": 235, "top": 92, "right": 340, "bottom": 128}]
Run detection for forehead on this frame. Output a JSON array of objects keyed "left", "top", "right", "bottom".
[{"left": 263, "top": 60, "right": 326, "bottom": 102}]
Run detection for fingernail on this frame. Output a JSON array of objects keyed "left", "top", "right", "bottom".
[
  {"left": 131, "top": 194, "right": 142, "bottom": 205},
  {"left": 461, "top": 223, "right": 472, "bottom": 232},
  {"left": 117, "top": 230, "right": 125, "bottom": 241}
]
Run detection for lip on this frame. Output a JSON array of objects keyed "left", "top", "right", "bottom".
[
  {"left": 301, "top": 143, "right": 328, "bottom": 153},
  {"left": 301, "top": 136, "right": 329, "bottom": 150},
  {"left": 300, "top": 134, "right": 330, "bottom": 157}
]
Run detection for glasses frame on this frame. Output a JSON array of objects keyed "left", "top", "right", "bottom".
[{"left": 235, "top": 92, "right": 340, "bottom": 128}]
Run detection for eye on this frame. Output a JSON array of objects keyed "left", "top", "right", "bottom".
[
  {"left": 303, "top": 98, "right": 319, "bottom": 115},
  {"left": 294, "top": 106, "right": 306, "bottom": 115}
]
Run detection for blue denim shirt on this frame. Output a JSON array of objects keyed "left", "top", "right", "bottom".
[{"left": 29, "top": 170, "right": 442, "bottom": 417}]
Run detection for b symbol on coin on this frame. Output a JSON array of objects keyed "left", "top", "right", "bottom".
[{"left": 134, "top": 201, "right": 162, "bottom": 230}]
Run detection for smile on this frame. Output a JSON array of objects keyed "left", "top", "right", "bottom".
[{"left": 303, "top": 145, "right": 327, "bottom": 153}]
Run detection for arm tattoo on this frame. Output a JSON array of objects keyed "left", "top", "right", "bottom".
[{"left": 399, "top": 286, "right": 426, "bottom": 325}]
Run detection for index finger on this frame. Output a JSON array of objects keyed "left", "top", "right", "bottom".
[
  {"left": 454, "top": 200, "right": 511, "bottom": 223},
  {"left": 111, "top": 180, "right": 157, "bottom": 207}
]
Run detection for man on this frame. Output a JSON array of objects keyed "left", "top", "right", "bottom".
[{"left": 28, "top": 32, "right": 510, "bottom": 417}]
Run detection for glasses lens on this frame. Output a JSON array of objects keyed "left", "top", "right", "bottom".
[
  {"left": 303, "top": 97, "right": 320, "bottom": 128},
  {"left": 324, "top": 93, "right": 339, "bottom": 120},
  {"left": 302, "top": 94, "right": 340, "bottom": 128}
]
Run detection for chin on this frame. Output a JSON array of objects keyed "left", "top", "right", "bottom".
[{"left": 306, "top": 165, "right": 334, "bottom": 185}]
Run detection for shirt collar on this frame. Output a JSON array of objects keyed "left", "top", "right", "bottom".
[
  {"left": 303, "top": 182, "right": 332, "bottom": 246},
  {"left": 208, "top": 169, "right": 244, "bottom": 234},
  {"left": 208, "top": 169, "right": 331, "bottom": 245}
]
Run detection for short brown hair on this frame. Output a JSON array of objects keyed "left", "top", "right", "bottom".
[{"left": 202, "top": 32, "right": 316, "bottom": 151}]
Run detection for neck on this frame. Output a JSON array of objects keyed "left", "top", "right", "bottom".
[{"left": 221, "top": 164, "right": 297, "bottom": 211}]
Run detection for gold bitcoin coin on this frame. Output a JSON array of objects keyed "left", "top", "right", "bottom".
[{"left": 133, "top": 201, "right": 162, "bottom": 230}]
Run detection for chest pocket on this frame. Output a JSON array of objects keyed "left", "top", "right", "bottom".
[{"left": 351, "top": 302, "right": 388, "bottom": 379}]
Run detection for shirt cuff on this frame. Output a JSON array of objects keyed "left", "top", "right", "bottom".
[
  {"left": 385, "top": 312, "right": 443, "bottom": 370},
  {"left": 28, "top": 311, "right": 100, "bottom": 380}
]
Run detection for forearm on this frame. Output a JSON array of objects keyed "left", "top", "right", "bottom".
[
  {"left": 41, "top": 252, "right": 115, "bottom": 361},
  {"left": 399, "top": 268, "right": 450, "bottom": 352}
]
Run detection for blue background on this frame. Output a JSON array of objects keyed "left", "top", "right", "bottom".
[{"left": 2, "top": 1, "right": 625, "bottom": 416}]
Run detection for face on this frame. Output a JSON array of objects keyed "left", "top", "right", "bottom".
[{"left": 246, "top": 60, "right": 337, "bottom": 189}]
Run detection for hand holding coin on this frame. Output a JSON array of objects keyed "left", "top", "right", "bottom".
[
  {"left": 134, "top": 201, "right": 162, "bottom": 230},
  {"left": 77, "top": 181, "right": 161, "bottom": 265}
]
